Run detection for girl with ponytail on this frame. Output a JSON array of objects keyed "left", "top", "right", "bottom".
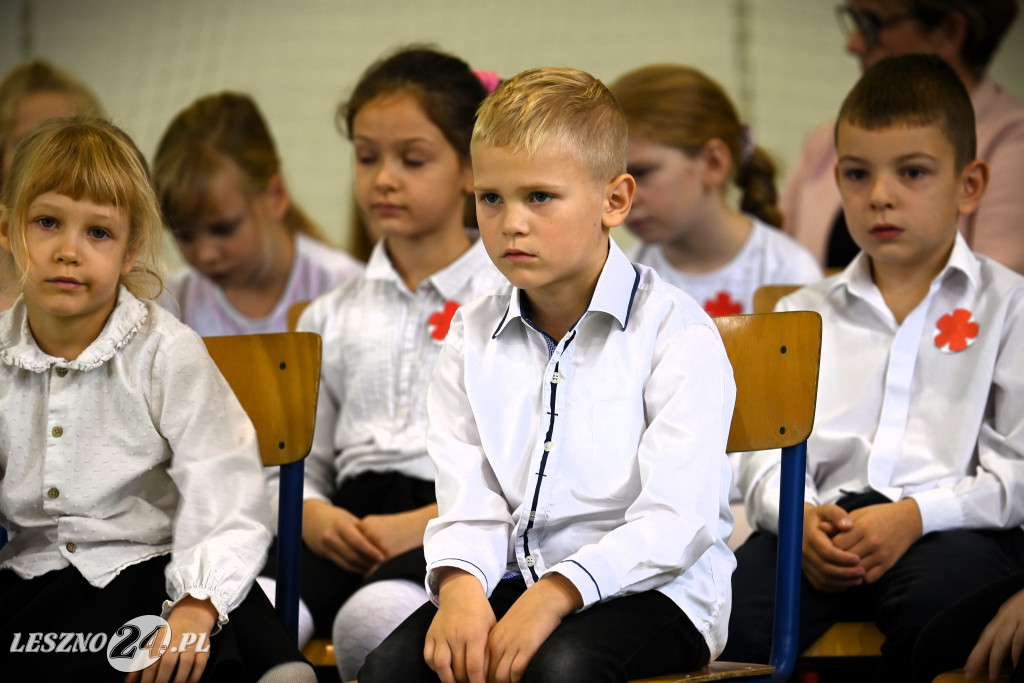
[{"left": 611, "top": 64, "right": 821, "bottom": 316}]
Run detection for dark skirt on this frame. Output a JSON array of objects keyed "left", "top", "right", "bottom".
[
  {"left": 0, "top": 555, "right": 307, "bottom": 682},
  {"left": 262, "top": 470, "right": 436, "bottom": 636}
]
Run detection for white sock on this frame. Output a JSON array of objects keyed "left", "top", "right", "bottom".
[
  {"left": 256, "top": 575, "right": 315, "bottom": 649},
  {"left": 332, "top": 579, "right": 428, "bottom": 680}
]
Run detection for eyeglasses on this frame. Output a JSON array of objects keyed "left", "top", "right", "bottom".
[{"left": 835, "top": 5, "right": 917, "bottom": 47}]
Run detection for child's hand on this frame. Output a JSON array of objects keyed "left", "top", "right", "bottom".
[
  {"left": 125, "top": 596, "right": 217, "bottom": 683},
  {"left": 831, "top": 499, "right": 922, "bottom": 584},
  {"left": 802, "top": 503, "right": 863, "bottom": 591},
  {"left": 424, "top": 569, "right": 496, "bottom": 683},
  {"left": 965, "top": 588, "right": 1024, "bottom": 681},
  {"left": 357, "top": 504, "right": 437, "bottom": 575},
  {"left": 301, "top": 499, "right": 385, "bottom": 573},
  {"left": 486, "top": 574, "right": 582, "bottom": 683}
]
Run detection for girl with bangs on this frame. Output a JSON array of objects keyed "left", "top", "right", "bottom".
[{"left": 0, "top": 117, "right": 312, "bottom": 682}]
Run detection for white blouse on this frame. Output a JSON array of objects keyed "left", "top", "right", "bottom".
[{"left": 0, "top": 288, "right": 272, "bottom": 625}]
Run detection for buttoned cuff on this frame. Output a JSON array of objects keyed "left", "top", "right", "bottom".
[
  {"left": 425, "top": 559, "right": 491, "bottom": 606},
  {"left": 909, "top": 488, "right": 963, "bottom": 536}
]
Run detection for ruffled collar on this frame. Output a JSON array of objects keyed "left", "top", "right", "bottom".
[{"left": 0, "top": 286, "right": 149, "bottom": 373}]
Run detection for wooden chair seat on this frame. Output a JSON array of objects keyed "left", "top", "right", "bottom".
[
  {"left": 933, "top": 670, "right": 1011, "bottom": 682},
  {"left": 801, "top": 621, "right": 884, "bottom": 658}
]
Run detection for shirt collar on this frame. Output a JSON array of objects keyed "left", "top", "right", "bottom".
[
  {"left": 492, "top": 239, "right": 640, "bottom": 339},
  {"left": 829, "top": 231, "right": 979, "bottom": 302},
  {"left": 364, "top": 231, "right": 487, "bottom": 301},
  {"left": 0, "top": 285, "right": 149, "bottom": 373}
]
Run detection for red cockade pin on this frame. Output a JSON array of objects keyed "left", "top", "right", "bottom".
[
  {"left": 934, "top": 308, "right": 978, "bottom": 353},
  {"left": 428, "top": 301, "right": 460, "bottom": 340},
  {"left": 704, "top": 291, "right": 743, "bottom": 317}
]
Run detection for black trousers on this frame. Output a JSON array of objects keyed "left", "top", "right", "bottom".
[
  {"left": 359, "top": 577, "right": 710, "bottom": 683},
  {"left": 262, "top": 470, "right": 436, "bottom": 637},
  {"left": 721, "top": 490, "right": 1024, "bottom": 682},
  {"left": 913, "top": 569, "right": 1024, "bottom": 683}
]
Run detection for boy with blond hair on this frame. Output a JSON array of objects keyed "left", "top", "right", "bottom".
[
  {"left": 726, "top": 54, "right": 1024, "bottom": 681},
  {"left": 360, "top": 67, "right": 737, "bottom": 683}
]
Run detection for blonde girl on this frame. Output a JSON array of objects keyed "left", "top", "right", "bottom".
[
  {"left": 153, "top": 92, "right": 362, "bottom": 336},
  {"left": 610, "top": 64, "right": 822, "bottom": 316},
  {"left": 257, "top": 46, "right": 506, "bottom": 679},
  {"left": 0, "top": 117, "right": 312, "bottom": 682},
  {"left": 0, "top": 59, "right": 103, "bottom": 311}
]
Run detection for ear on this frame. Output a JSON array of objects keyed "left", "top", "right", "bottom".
[
  {"left": 459, "top": 158, "right": 475, "bottom": 196},
  {"left": 699, "top": 139, "right": 733, "bottom": 192},
  {"left": 957, "top": 159, "right": 989, "bottom": 217},
  {"left": 262, "top": 173, "right": 291, "bottom": 220},
  {"left": 601, "top": 173, "right": 636, "bottom": 229},
  {"left": 120, "top": 243, "right": 140, "bottom": 278},
  {"left": 0, "top": 206, "right": 12, "bottom": 255},
  {"left": 938, "top": 11, "right": 970, "bottom": 64}
]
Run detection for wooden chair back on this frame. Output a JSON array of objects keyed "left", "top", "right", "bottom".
[
  {"left": 204, "top": 332, "right": 322, "bottom": 642},
  {"left": 203, "top": 332, "right": 321, "bottom": 467},
  {"left": 752, "top": 285, "right": 802, "bottom": 315},
  {"left": 287, "top": 300, "right": 312, "bottom": 333}
]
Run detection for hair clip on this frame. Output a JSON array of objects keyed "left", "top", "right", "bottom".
[
  {"left": 740, "top": 122, "right": 756, "bottom": 164},
  {"left": 475, "top": 70, "right": 502, "bottom": 94}
]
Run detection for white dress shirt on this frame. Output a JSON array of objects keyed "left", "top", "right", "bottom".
[
  {"left": 0, "top": 288, "right": 272, "bottom": 625},
  {"left": 424, "top": 241, "right": 737, "bottom": 656},
  {"left": 165, "top": 233, "right": 364, "bottom": 337},
  {"left": 630, "top": 216, "right": 823, "bottom": 316},
  {"left": 740, "top": 233, "right": 1024, "bottom": 537},
  {"left": 299, "top": 235, "right": 507, "bottom": 500}
]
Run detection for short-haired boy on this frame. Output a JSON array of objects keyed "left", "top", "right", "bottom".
[
  {"left": 725, "top": 54, "right": 1024, "bottom": 681},
  {"left": 359, "top": 67, "right": 737, "bottom": 683}
]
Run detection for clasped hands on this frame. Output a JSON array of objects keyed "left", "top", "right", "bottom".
[{"left": 801, "top": 498, "right": 923, "bottom": 592}]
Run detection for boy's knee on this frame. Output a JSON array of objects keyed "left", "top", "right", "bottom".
[{"left": 523, "top": 636, "right": 611, "bottom": 683}]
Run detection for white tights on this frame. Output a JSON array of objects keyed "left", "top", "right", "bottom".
[{"left": 332, "top": 579, "right": 428, "bottom": 681}]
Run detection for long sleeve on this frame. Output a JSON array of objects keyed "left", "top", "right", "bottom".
[
  {"left": 151, "top": 330, "right": 273, "bottom": 624},
  {"left": 422, "top": 313, "right": 515, "bottom": 601}
]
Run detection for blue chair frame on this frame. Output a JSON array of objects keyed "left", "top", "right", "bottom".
[{"left": 204, "top": 332, "right": 322, "bottom": 643}]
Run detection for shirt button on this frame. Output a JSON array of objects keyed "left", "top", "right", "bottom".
[
  {"left": 524, "top": 555, "right": 536, "bottom": 567},
  {"left": 56, "top": 368, "right": 68, "bottom": 377},
  {"left": 66, "top": 542, "right": 77, "bottom": 553},
  {"left": 52, "top": 426, "right": 64, "bottom": 437},
  {"left": 47, "top": 487, "right": 60, "bottom": 499},
  {"left": 551, "top": 372, "right": 561, "bottom": 384},
  {"left": 544, "top": 441, "right": 554, "bottom": 452}
]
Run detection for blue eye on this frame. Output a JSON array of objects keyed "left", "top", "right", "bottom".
[
  {"left": 479, "top": 193, "right": 502, "bottom": 205},
  {"left": 88, "top": 227, "right": 111, "bottom": 240},
  {"left": 530, "top": 192, "right": 553, "bottom": 203},
  {"left": 36, "top": 216, "right": 58, "bottom": 229}
]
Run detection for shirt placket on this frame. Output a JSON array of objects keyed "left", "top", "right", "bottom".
[
  {"left": 395, "top": 293, "right": 423, "bottom": 430},
  {"left": 867, "top": 300, "right": 931, "bottom": 500},
  {"left": 42, "top": 366, "right": 76, "bottom": 556},
  {"left": 515, "top": 330, "right": 574, "bottom": 582}
]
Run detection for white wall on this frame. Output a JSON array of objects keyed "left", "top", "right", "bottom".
[{"left": 2, "top": 0, "right": 1021, "bottom": 256}]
